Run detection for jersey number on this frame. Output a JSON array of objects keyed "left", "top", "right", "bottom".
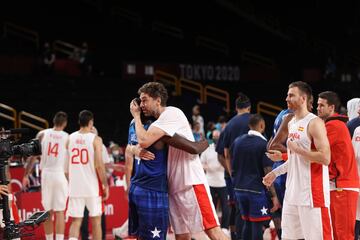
[
  {"left": 71, "top": 148, "right": 89, "bottom": 164},
  {"left": 47, "top": 143, "right": 59, "bottom": 157}
]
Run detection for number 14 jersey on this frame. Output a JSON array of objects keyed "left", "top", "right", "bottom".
[
  {"left": 40, "top": 128, "right": 69, "bottom": 172},
  {"left": 68, "top": 131, "right": 99, "bottom": 198}
]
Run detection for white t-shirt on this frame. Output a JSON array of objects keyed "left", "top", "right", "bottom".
[
  {"left": 68, "top": 131, "right": 99, "bottom": 197},
  {"left": 200, "top": 143, "right": 226, "bottom": 187},
  {"left": 151, "top": 106, "right": 208, "bottom": 194},
  {"left": 352, "top": 126, "right": 360, "bottom": 220},
  {"left": 40, "top": 128, "right": 69, "bottom": 172}
]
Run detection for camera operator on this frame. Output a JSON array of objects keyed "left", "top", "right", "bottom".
[
  {"left": 22, "top": 112, "right": 69, "bottom": 240},
  {"left": 0, "top": 129, "right": 17, "bottom": 238}
]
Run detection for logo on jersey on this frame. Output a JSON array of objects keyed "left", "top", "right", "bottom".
[
  {"left": 355, "top": 136, "right": 360, "bottom": 142},
  {"left": 288, "top": 132, "right": 300, "bottom": 140},
  {"left": 298, "top": 126, "right": 304, "bottom": 132}
]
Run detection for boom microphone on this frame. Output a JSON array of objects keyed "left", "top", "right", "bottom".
[{"left": 0, "top": 128, "right": 30, "bottom": 134}]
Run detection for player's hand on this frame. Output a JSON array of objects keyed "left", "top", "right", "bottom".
[
  {"left": 134, "top": 146, "right": 155, "bottom": 160},
  {"left": 287, "top": 140, "right": 301, "bottom": 154},
  {"left": 265, "top": 150, "right": 283, "bottom": 161},
  {"left": 102, "top": 185, "right": 109, "bottom": 201},
  {"left": 130, "top": 98, "right": 141, "bottom": 118},
  {"left": 0, "top": 185, "right": 9, "bottom": 196},
  {"left": 262, "top": 172, "right": 276, "bottom": 187},
  {"left": 270, "top": 196, "right": 281, "bottom": 213},
  {"left": 22, "top": 176, "right": 30, "bottom": 189}
]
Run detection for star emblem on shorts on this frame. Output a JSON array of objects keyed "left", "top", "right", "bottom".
[
  {"left": 150, "top": 227, "right": 161, "bottom": 238},
  {"left": 260, "top": 206, "right": 268, "bottom": 215}
]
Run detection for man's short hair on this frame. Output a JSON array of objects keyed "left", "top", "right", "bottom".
[
  {"left": 248, "top": 114, "right": 264, "bottom": 128},
  {"left": 79, "top": 110, "right": 94, "bottom": 127},
  {"left": 318, "top": 91, "right": 341, "bottom": 113},
  {"left": 138, "top": 82, "right": 168, "bottom": 107},
  {"left": 289, "top": 81, "right": 313, "bottom": 101},
  {"left": 53, "top": 111, "right": 67, "bottom": 126},
  {"left": 235, "top": 92, "right": 251, "bottom": 109}
]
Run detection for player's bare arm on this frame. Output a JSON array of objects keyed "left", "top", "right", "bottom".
[
  {"left": 267, "top": 113, "right": 293, "bottom": 152},
  {"left": 130, "top": 100, "right": 166, "bottom": 148},
  {"left": 217, "top": 153, "right": 227, "bottom": 171},
  {"left": 162, "top": 133, "right": 209, "bottom": 154},
  {"left": 94, "top": 136, "right": 109, "bottom": 200},
  {"left": 287, "top": 117, "right": 330, "bottom": 165},
  {"left": 223, "top": 148, "right": 232, "bottom": 175}
]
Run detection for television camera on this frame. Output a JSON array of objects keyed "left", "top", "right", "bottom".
[{"left": 0, "top": 128, "right": 49, "bottom": 239}]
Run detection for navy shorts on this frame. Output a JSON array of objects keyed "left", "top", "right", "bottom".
[
  {"left": 128, "top": 184, "right": 169, "bottom": 239},
  {"left": 235, "top": 189, "right": 271, "bottom": 222}
]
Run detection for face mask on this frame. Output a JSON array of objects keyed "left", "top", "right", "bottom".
[{"left": 112, "top": 150, "right": 120, "bottom": 155}]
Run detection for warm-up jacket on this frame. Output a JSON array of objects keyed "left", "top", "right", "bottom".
[{"left": 326, "top": 114, "right": 360, "bottom": 188}]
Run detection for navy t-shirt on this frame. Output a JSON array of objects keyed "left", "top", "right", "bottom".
[
  {"left": 230, "top": 134, "right": 273, "bottom": 192},
  {"left": 223, "top": 113, "right": 251, "bottom": 149},
  {"left": 128, "top": 120, "right": 168, "bottom": 192},
  {"left": 347, "top": 117, "right": 360, "bottom": 138}
]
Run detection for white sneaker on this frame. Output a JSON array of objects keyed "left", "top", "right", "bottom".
[
  {"left": 113, "top": 219, "right": 129, "bottom": 238},
  {"left": 221, "top": 228, "right": 231, "bottom": 238}
]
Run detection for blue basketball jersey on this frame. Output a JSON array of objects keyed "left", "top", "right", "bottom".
[{"left": 128, "top": 120, "right": 168, "bottom": 192}]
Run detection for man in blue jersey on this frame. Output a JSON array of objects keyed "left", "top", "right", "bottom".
[
  {"left": 126, "top": 102, "right": 209, "bottom": 240},
  {"left": 267, "top": 108, "right": 292, "bottom": 239},
  {"left": 231, "top": 114, "right": 280, "bottom": 240},
  {"left": 217, "top": 92, "right": 251, "bottom": 240}
]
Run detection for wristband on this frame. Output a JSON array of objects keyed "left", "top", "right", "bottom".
[{"left": 281, "top": 153, "right": 288, "bottom": 161}]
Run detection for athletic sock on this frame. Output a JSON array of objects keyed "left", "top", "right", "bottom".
[
  {"left": 45, "top": 234, "right": 53, "bottom": 240},
  {"left": 55, "top": 234, "right": 64, "bottom": 240}
]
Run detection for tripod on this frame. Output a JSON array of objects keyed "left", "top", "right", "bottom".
[{"left": 0, "top": 157, "right": 21, "bottom": 239}]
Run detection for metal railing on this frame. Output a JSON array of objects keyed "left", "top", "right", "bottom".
[
  {"left": 241, "top": 50, "right": 275, "bottom": 68},
  {"left": 111, "top": 7, "right": 142, "bottom": 27},
  {"left": 0, "top": 103, "right": 17, "bottom": 128},
  {"left": 195, "top": 36, "right": 229, "bottom": 56},
  {"left": 179, "top": 78, "right": 204, "bottom": 102},
  {"left": 257, "top": 101, "right": 282, "bottom": 117},
  {"left": 3, "top": 22, "right": 39, "bottom": 49},
  {"left": 154, "top": 70, "right": 180, "bottom": 96},
  {"left": 52, "top": 40, "right": 80, "bottom": 57},
  {"left": 18, "top": 111, "right": 49, "bottom": 131},
  {"left": 204, "top": 85, "right": 230, "bottom": 113},
  {"left": 152, "top": 21, "right": 184, "bottom": 40}
]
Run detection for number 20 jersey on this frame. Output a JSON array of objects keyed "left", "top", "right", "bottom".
[
  {"left": 40, "top": 128, "right": 69, "bottom": 172},
  {"left": 68, "top": 131, "right": 99, "bottom": 198}
]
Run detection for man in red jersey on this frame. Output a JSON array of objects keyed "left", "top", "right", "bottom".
[{"left": 317, "top": 91, "right": 359, "bottom": 240}]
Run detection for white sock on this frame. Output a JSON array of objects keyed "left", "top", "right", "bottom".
[
  {"left": 45, "top": 234, "right": 53, "bottom": 240},
  {"left": 55, "top": 234, "right": 64, "bottom": 240}
]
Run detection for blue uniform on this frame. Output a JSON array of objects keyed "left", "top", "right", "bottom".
[
  {"left": 127, "top": 120, "right": 169, "bottom": 239},
  {"left": 231, "top": 132, "right": 273, "bottom": 222},
  {"left": 271, "top": 109, "right": 292, "bottom": 205},
  {"left": 347, "top": 117, "right": 360, "bottom": 138},
  {"left": 219, "top": 112, "right": 251, "bottom": 201}
]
